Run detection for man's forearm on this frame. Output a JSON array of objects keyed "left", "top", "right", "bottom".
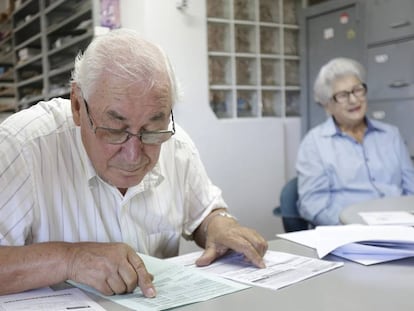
[{"left": 0, "top": 242, "right": 72, "bottom": 295}]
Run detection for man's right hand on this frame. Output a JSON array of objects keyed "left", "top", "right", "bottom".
[{"left": 66, "top": 242, "right": 156, "bottom": 297}]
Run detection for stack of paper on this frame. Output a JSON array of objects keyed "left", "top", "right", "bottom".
[
  {"left": 358, "top": 211, "right": 414, "bottom": 226},
  {"left": 278, "top": 224, "right": 414, "bottom": 265}
]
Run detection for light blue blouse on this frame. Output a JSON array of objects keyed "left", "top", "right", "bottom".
[{"left": 296, "top": 117, "right": 414, "bottom": 225}]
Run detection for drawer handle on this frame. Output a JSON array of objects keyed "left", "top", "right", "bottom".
[
  {"left": 389, "top": 81, "right": 410, "bottom": 88},
  {"left": 390, "top": 20, "right": 411, "bottom": 28}
]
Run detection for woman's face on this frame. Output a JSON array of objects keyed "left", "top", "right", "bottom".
[{"left": 326, "top": 75, "right": 367, "bottom": 128}]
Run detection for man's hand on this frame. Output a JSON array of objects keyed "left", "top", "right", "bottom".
[
  {"left": 66, "top": 242, "right": 156, "bottom": 297},
  {"left": 194, "top": 210, "right": 268, "bottom": 268}
]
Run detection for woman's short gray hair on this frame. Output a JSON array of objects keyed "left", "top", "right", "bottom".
[
  {"left": 313, "top": 57, "right": 365, "bottom": 106},
  {"left": 71, "top": 28, "right": 179, "bottom": 106}
]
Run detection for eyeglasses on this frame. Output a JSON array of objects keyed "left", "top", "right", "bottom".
[
  {"left": 332, "top": 83, "right": 367, "bottom": 104},
  {"left": 83, "top": 98, "right": 175, "bottom": 145}
]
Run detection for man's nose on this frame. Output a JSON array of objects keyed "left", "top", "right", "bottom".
[{"left": 122, "top": 135, "right": 143, "bottom": 161}]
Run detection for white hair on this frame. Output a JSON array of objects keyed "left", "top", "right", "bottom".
[
  {"left": 313, "top": 57, "right": 365, "bottom": 106},
  {"left": 71, "top": 28, "right": 180, "bottom": 106}
]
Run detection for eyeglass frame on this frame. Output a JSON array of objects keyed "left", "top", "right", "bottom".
[
  {"left": 332, "top": 83, "right": 368, "bottom": 104},
  {"left": 82, "top": 97, "right": 175, "bottom": 145}
]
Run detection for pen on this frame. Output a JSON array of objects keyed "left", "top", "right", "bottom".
[{"left": 66, "top": 306, "right": 91, "bottom": 310}]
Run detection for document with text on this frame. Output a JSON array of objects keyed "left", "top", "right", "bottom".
[
  {"left": 0, "top": 287, "right": 106, "bottom": 311},
  {"left": 71, "top": 252, "right": 249, "bottom": 311},
  {"left": 167, "top": 250, "right": 343, "bottom": 290}
]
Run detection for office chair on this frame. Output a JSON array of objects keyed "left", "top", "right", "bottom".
[{"left": 273, "top": 177, "right": 311, "bottom": 232}]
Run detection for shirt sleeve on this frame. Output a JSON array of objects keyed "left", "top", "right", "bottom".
[
  {"left": 171, "top": 126, "right": 228, "bottom": 239},
  {"left": 394, "top": 129, "right": 414, "bottom": 195},
  {"left": 296, "top": 130, "right": 338, "bottom": 225},
  {"left": 0, "top": 126, "right": 35, "bottom": 245}
]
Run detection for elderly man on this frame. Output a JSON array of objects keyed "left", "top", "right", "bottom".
[{"left": 0, "top": 29, "right": 267, "bottom": 297}]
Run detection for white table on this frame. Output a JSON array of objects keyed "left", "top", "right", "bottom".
[
  {"left": 58, "top": 238, "right": 414, "bottom": 310},
  {"left": 339, "top": 195, "right": 414, "bottom": 224}
]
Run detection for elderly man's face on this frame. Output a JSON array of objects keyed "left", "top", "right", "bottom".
[{"left": 73, "top": 76, "right": 172, "bottom": 193}]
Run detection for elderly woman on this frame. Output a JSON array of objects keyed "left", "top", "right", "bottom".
[{"left": 296, "top": 57, "right": 414, "bottom": 225}]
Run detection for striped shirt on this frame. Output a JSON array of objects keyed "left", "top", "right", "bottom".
[{"left": 0, "top": 98, "right": 227, "bottom": 258}]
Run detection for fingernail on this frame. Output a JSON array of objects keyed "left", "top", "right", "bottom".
[
  {"left": 258, "top": 260, "right": 266, "bottom": 269},
  {"left": 145, "top": 287, "right": 156, "bottom": 298}
]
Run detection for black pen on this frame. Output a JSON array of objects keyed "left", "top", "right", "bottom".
[{"left": 66, "top": 306, "right": 91, "bottom": 310}]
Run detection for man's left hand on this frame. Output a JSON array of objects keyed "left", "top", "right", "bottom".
[{"left": 195, "top": 211, "right": 268, "bottom": 268}]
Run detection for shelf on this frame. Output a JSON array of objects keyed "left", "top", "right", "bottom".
[
  {"left": 0, "top": 50, "right": 13, "bottom": 63},
  {"left": 207, "top": 0, "right": 301, "bottom": 119},
  {"left": 0, "top": 86, "right": 15, "bottom": 96},
  {"left": 8, "top": 0, "right": 97, "bottom": 105},
  {"left": 0, "top": 33, "right": 12, "bottom": 46},
  {"left": 14, "top": 12, "right": 40, "bottom": 33},
  {"left": 46, "top": 6, "right": 92, "bottom": 35},
  {"left": 48, "top": 29, "right": 93, "bottom": 56},
  {"left": 17, "top": 73, "right": 43, "bottom": 87},
  {"left": 0, "top": 67, "right": 14, "bottom": 81},
  {"left": 15, "top": 53, "right": 42, "bottom": 69},
  {"left": 13, "top": 0, "right": 40, "bottom": 23},
  {"left": 47, "top": 85, "right": 70, "bottom": 98},
  {"left": 45, "top": 0, "right": 85, "bottom": 14},
  {"left": 0, "top": 101, "right": 16, "bottom": 112},
  {"left": 14, "top": 28, "right": 41, "bottom": 49},
  {"left": 18, "top": 94, "right": 44, "bottom": 109},
  {"left": 49, "top": 62, "right": 73, "bottom": 78}
]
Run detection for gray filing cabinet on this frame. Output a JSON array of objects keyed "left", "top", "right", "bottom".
[
  {"left": 300, "top": 0, "right": 414, "bottom": 156},
  {"left": 299, "top": 0, "right": 365, "bottom": 134}
]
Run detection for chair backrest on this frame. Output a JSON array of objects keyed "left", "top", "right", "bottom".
[{"left": 279, "top": 177, "right": 310, "bottom": 232}]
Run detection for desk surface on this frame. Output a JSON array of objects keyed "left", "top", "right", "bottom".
[
  {"left": 68, "top": 239, "right": 414, "bottom": 311},
  {"left": 340, "top": 195, "right": 414, "bottom": 224}
]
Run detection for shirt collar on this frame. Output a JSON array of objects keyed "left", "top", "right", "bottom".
[{"left": 320, "top": 116, "right": 385, "bottom": 137}]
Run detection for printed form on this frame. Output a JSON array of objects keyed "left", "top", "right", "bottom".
[
  {"left": 71, "top": 252, "right": 249, "bottom": 311},
  {"left": 167, "top": 250, "right": 343, "bottom": 290},
  {"left": 0, "top": 287, "right": 106, "bottom": 311}
]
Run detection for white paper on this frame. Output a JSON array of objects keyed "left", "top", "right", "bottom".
[
  {"left": 331, "top": 242, "right": 414, "bottom": 265},
  {"left": 71, "top": 252, "right": 249, "bottom": 311},
  {"left": 277, "top": 225, "right": 414, "bottom": 265},
  {"left": 314, "top": 225, "right": 414, "bottom": 258},
  {"left": 359, "top": 211, "right": 414, "bottom": 225},
  {"left": 0, "top": 287, "right": 106, "bottom": 311},
  {"left": 167, "top": 250, "right": 343, "bottom": 291},
  {"left": 277, "top": 229, "right": 319, "bottom": 248}
]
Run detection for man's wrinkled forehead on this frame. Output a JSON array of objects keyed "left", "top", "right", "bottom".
[{"left": 95, "top": 74, "right": 172, "bottom": 106}]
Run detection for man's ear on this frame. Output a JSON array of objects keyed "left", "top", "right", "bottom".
[{"left": 71, "top": 83, "right": 81, "bottom": 126}]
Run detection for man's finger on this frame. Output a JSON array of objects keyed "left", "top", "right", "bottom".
[
  {"left": 195, "top": 246, "right": 218, "bottom": 267},
  {"left": 128, "top": 253, "right": 156, "bottom": 298}
]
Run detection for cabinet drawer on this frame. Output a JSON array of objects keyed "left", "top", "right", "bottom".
[
  {"left": 368, "top": 99, "right": 414, "bottom": 156},
  {"left": 366, "top": 39, "right": 414, "bottom": 101},
  {"left": 366, "top": 0, "right": 414, "bottom": 45}
]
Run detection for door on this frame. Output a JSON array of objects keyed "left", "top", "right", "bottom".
[{"left": 300, "top": 0, "right": 364, "bottom": 134}]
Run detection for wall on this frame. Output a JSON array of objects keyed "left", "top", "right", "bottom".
[{"left": 120, "top": 0, "right": 301, "bottom": 241}]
